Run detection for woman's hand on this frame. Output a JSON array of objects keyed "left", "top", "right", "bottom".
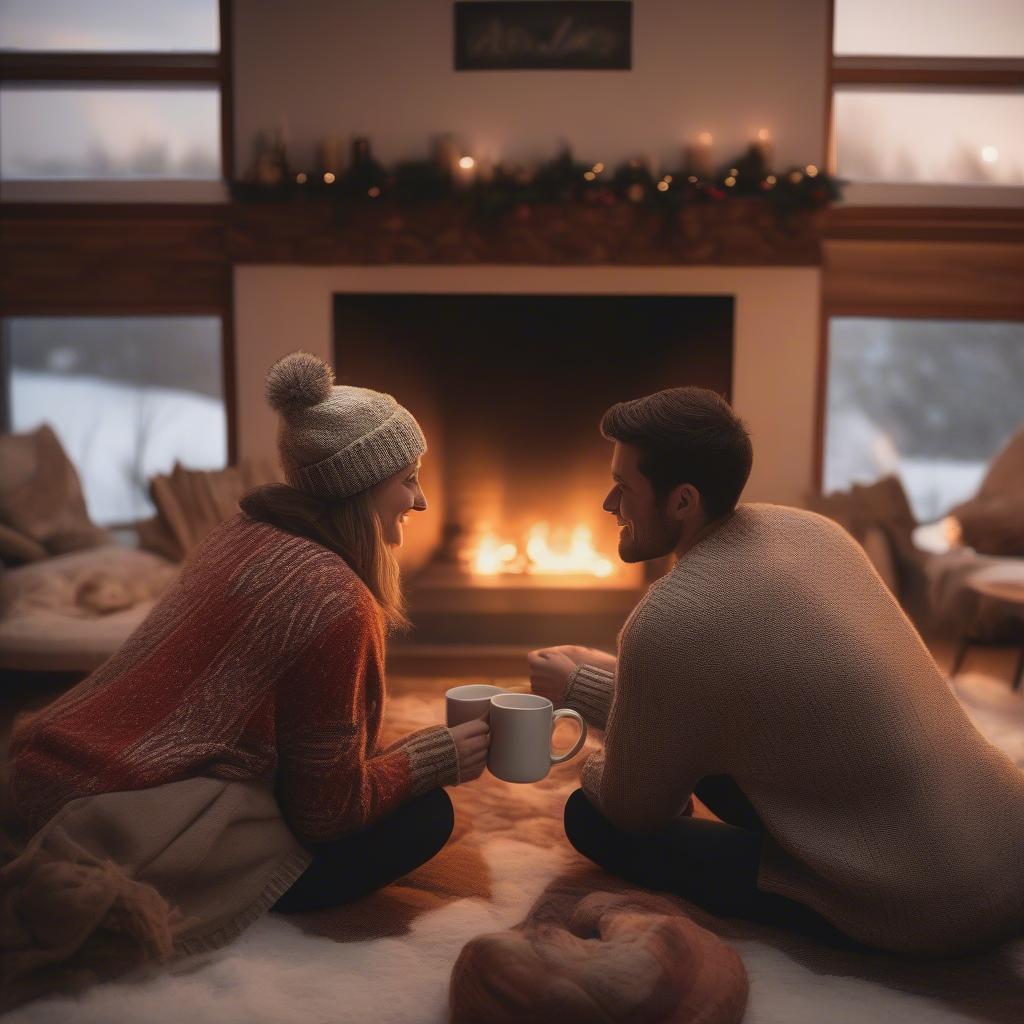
[{"left": 448, "top": 719, "right": 490, "bottom": 784}]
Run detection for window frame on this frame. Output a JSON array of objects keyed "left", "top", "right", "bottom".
[
  {"left": 816, "top": 309, "right": 1024, "bottom": 517},
  {"left": 0, "top": 306, "right": 238, "bottom": 506},
  {"left": 0, "top": 0, "right": 234, "bottom": 185},
  {"left": 826, "top": 1, "right": 1024, "bottom": 201}
]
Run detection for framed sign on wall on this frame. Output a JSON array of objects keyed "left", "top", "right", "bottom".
[{"left": 454, "top": 1, "right": 632, "bottom": 71}]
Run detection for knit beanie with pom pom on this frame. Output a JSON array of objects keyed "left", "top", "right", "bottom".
[{"left": 265, "top": 351, "right": 426, "bottom": 499}]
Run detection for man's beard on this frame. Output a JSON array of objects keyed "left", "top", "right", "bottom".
[{"left": 617, "top": 514, "right": 682, "bottom": 563}]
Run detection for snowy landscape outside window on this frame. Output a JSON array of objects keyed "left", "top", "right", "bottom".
[
  {"left": 3, "top": 317, "right": 227, "bottom": 525},
  {"left": 823, "top": 318, "right": 1024, "bottom": 522}
]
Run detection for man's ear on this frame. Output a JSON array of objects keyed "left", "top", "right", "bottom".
[{"left": 668, "top": 483, "right": 701, "bottom": 522}]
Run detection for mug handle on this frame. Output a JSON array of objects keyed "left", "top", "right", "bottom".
[{"left": 549, "top": 709, "right": 588, "bottom": 765}]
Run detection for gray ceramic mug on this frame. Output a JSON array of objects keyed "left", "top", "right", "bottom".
[
  {"left": 487, "top": 693, "right": 588, "bottom": 783},
  {"left": 445, "top": 684, "right": 507, "bottom": 727}
]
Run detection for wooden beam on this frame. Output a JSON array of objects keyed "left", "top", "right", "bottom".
[
  {"left": 0, "top": 52, "right": 221, "bottom": 82},
  {"left": 824, "top": 239, "right": 1024, "bottom": 319}
]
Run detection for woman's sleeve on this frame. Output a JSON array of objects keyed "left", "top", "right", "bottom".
[{"left": 275, "top": 596, "right": 459, "bottom": 843}]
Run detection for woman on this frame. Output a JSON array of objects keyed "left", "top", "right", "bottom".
[{"left": 2, "top": 352, "right": 488, "bottom": 1002}]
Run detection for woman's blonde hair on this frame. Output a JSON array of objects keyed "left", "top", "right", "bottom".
[{"left": 240, "top": 483, "right": 409, "bottom": 632}]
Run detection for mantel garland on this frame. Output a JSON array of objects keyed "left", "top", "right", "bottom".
[{"left": 232, "top": 140, "right": 843, "bottom": 216}]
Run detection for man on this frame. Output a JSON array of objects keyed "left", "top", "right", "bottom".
[{"left": 529, "top": 387, "right": 1024, "bottom": 955}]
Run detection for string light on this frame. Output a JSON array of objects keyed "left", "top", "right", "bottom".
[
  {"left": 663, "top": 174, "right": 673, "bottom": 183},
  {"left": 687, "top": 175, "right": 698, "bottom": 184},
  {"left": 323, "top": 172, "right": 336, "bottom": 184},
  {"left": 367, "top": 185, "right": 381, "bottom": 197},
  {"left": 592, "top": 162, "right": 605, "bottom": 173},
  {"left": 981, "top": 145, "right": 999, "bottom": 163},
  {"left": 458, "top": 155, "right": 475, "bottom": 170},
  {"left": 583, "top": 170, "right": 596, "bottom": 181},
  {"left": 757, "top": 128, "right": 770, "bottom": 141},
  {"left": 295, "top": 172, "right": 308, "bottom": 184},
  {"left": 805, "top": 164, "right": 819, "bottom": 177},
  {"left": 657, "top": 180, "right": 670, "bottom": 191},
  {"left": 724, "top": 175, "right": 736, "bottom": 187},
  {"left": 729, "top": 167, "right": 739, "bottom": 176},
  {"left": 764, "top": 174, "right": 777, "bottom": 187},
  {"left": 789, "top": 170, "right": 803, "bottom": 183}
]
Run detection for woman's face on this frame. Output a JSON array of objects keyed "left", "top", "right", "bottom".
[{"left": 372, "top": 459, "right": 427, "bottom": 547}]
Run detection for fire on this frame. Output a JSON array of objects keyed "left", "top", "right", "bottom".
[{"left": 469, "top": 523, "right": 614, "bottom": 578}]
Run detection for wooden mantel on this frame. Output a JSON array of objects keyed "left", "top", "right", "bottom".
[
  {"left": 2, "top": 199, "right": 1023, "bottom": 316},
  {"left": 226, "top": 197, "right": 824, "bottom": 267}
]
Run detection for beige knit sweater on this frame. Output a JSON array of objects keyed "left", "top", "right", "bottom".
[{"left": 565, "top": 503, "right": 1024, "bottom": 955}]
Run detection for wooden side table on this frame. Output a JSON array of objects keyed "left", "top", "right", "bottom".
[{"left": 952, "top": 577, "right": 1024, "bottom": 690}]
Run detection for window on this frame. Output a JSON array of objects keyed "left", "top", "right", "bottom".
[
  {"left": 0, "top": 0, "right": 229, "bottom": 199},
  {"left": 830, "top": 0, "right": 1024, "bottom": 203},
  {"left": 823, "top": 317, "right": 1024, "bottom": 521},
  {"left": 2, "top": 317, "right": 228, "bottom": 525}
]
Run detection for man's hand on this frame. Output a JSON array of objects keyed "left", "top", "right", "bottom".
[
  {"left": 448, "top": 720, "right": 489, "bottom": 784},
  {"left": 531, "top": 644, "right": 616, "bottom": 673},
  {"left": 527, "top": 649, "right": 579, "bottom": 705}
]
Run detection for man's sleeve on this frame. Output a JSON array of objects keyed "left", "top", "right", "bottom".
[
  {"left": 564, "top": 663, "right": 615, "bottom": 730},
  {"left": 581, "top": 610, "right": 711, "bottom": 832}
]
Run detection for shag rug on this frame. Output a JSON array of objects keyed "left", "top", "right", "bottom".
[{"left": 6, "top": 670, "right": 1023, "bottom": 1024}]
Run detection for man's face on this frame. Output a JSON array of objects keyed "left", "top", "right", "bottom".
[{"left": 602, "top": 442, "right": 681, "bottom": 563}]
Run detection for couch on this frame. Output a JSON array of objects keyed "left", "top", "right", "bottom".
[{"left": 0, "top": 424, "right": 279, "bottom": 676}]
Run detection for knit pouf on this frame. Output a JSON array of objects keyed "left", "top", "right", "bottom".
[{"left": 450, "top": 887, "right": 748, "bottom": 1024}]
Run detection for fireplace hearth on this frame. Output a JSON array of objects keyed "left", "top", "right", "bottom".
[{"left": 334, "top": 292, "right": 733, "bottom": 653}]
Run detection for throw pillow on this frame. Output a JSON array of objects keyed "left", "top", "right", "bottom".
[{"left": 0, "top": 425, "right": 109, "bottom": 555}]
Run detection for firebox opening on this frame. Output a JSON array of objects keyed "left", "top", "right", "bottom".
[{"left": 334, "top": 292, "right": 733, "bottom": 645}]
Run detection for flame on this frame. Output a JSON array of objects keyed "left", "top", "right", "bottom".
[{"left": 469, "top": 522, "right": 614, "bottom": 578}]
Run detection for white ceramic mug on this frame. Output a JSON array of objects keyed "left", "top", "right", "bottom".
[
  {"left": 445, "top": 684, "right": 507, "bottom": 727},
  {"left": 487, "top": 693, "right": 588, "bottom": 783}
]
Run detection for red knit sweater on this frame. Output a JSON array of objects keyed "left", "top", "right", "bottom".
[{"left": 8, "top": 515, "right": 458, "bottom": 842}]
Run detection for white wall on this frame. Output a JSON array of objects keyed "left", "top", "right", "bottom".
[
  {"left": 232, "top": 2, "right": 829, "bottom": 528},
  {"left": 234, "top": 0, "right": 829, "bottom": 175}
]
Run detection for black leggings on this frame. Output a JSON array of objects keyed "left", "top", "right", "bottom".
[
  {"left": 273, "top": 788, "right": 455, "bottom": 914},
  {"left": 564, "top": 779, "right": 855, "bottom": 945}
]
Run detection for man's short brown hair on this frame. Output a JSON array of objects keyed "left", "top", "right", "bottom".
[{"left": 600, "top": 387, "right": 753, "bottom": 519}]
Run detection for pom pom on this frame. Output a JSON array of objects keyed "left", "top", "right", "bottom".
[{"left": 266, "top": 351, "right": 334, "bottom": 415}]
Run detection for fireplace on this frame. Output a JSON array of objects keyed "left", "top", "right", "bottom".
[{"left": 334, "top": 292, "right": 733, "bottom": 651}]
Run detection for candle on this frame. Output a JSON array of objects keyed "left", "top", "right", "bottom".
[
  {"left": 754, "top": 128, "right": 773, "bottom": 169},
  {"left": 454, "top": 154, "right": 477, "bottom": 189},
  {"left": 684, "top": 131, "right": 714, "bottom": 178},
  {"left": 317, "top": 136, "right": 343, "bottom": 176}
]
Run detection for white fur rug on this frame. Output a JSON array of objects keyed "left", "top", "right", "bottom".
[{"left": 8, "top": 671, "right": 1023, "bottom": 1024}]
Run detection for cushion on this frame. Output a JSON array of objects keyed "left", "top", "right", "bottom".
[
  {"left": 950, "top": 496, "right": 1024, "bottom": 557},
  {"left": 0, "top": 425, "right": 109, "bottom": 556},
  {"left": 808, "top": 474, "right": 916, "bottom": 545},
  {"left": 0, "top": 523, "right": 48, "bottom": 567},
  {"left": 145, "top": 459, "right": 281, "bottom": 561},
  {"left": 451, "top": 887, "right": 748, "bottom": 1024},
  {"left": 975, "top": 426, "right": 1024, "bottom": 503}
]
